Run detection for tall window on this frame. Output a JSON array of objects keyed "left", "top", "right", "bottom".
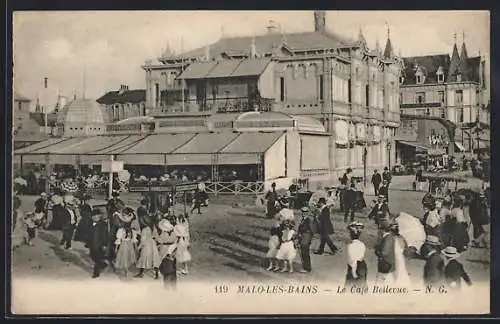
[
  {"left": 319, "top": 75, "right": 324, "bottom": 101},
  {"left": 365, "top": 84, "right": 370, "bottom": 107},
  {"left": 459, "top": 108, "right": 464, "bottom": 122},
  {"left": 437, "top": 73, "right": 444, "bottom": 83},
  {"left": 155, "top": 83, "right": 160, "bottom": 103},
  {"left": 416, "top": 92, "right": 426, "bottom": 104},
  {"left": 18, "top": 102, "right": 22, "bottom": 111},
  {"left": 438, "top": 91, "right": 445, "bottom": 105},
  {"left": 456, "top": 74, "right": 462, "bottom": 82},
  {"left": 455, "top": 90, "right": 463, "bottom": 104},
  {"left": 279, "top": 77, "right": 285, "bottom": 102}
]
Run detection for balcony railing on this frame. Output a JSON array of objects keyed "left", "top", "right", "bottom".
[{"left": 184, "top": 97, "right": 274, "bottom": 114}]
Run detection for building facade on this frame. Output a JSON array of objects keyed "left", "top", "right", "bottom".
[
  {"left": 96, "top": 85, "right": 146, "bottom": 122},
  {"left": 13, "top": 91, "right": 32, "bottom": 134},
  {"left": 399, "top": 37, "right": 489, "bottom": 152},
  {"left": 142, "top": 11, "right": 403, "bottom": 180},
  {"left": 56, "top": 98, "right": 108, "bottom": 137}
]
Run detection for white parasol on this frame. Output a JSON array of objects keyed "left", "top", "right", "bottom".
[{"left": 395, "top": 212, "right": 426, "bottom": 251}]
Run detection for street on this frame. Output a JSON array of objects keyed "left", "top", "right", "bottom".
[{"left": 12, "top": 176, "right": 489, "bottom": 285}]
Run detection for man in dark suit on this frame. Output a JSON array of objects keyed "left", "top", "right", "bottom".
[
  {"left": 442, "top": 246, "right": 472, "bottom": 291},
  {"left": 88, "top": 210, "right": 109, "bottom": 278},
  {"left": 297, "top": 207, "right": 315, "bottom": 273},
  {"left": 378, "top": 180, "right": 390, "bottom": 204},
  {"left": 422, "top": 236, "right": 445, "bottom": 286},
  {"left": 265, "top": 182, "right": 279, "bottom": 218},
  {"left": 382, "top": 166, "right": 392, "bottom": 186},
  {"left": 368, "top": 195, "right": 390, "bottom": 227},
  {"left": 339, "top": 168, "right": 353, "bottom": 212},
  {"left": 374, "top": 219, "right": 396, "bottom": 282},
  {"left": 371, "top": 170, "right": 382, "bottom": 196},
  {"left": 314, "top": 198, "right": 338, "bottom": 255},
  {"left": 59, "top": 198, "right": 79, "bottom": 250},
  {"left": 137, "top": 199, "right": 150, "bottom": 230},
  {"left": 34, "top": 192, "right": 48, "bottom": 228}
]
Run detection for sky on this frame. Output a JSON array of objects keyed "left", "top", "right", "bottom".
[{"left": 13, "top": 10, "right": 490, "bottom": 111}]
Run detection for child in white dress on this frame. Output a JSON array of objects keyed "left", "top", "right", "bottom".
[
  {"left": 114, "top": 217, "right": 139, "bottom": 277},
  {"left": 265, "top": 226, "right": 281, "bottom": 271},
  {"left": 174, "top": 214, "right": 192, "bottom": 275},
  {"left": 276, "top": 220, "right": 297, "bottom": 273},
  {"left": 135, "top": 222, "right": 161, "bottom": 279}
]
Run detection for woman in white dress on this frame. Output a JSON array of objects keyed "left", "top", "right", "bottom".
[
  {"left": 276, "top": 220, "right": 297, "bottom": 273},
  {"left": 135, "top": 218, "right": 161, "bottom": 279},
  {"left": 390, "top": 222, "right": 412, "bottom": 287},
  {"left": 12, "top": 195, "right": 25, "bottom": 249},
  {"left": 174, "top": 214, "right": 192, "bottom": 275}
]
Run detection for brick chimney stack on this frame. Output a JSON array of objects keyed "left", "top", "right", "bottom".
[{"left": 314, "top": 11, "right": 326, "bottom": 33}]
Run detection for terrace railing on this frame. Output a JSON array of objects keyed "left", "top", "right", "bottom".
[{"left": 205, "top": 181, "right": 265, "bottom": 195}]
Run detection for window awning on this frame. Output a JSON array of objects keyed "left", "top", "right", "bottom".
[
  {"left": 396, "top": 140, "right": 428, "bottom": 151},
  {"left": 177, "top": 61, "right": 218, "bottom": 79},
  {"left": 14, "top": 132, "right": 286, "bottom": 167}
]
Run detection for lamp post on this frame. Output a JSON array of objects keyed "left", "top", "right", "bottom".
[{"left": 387, "top": 141, "right": 392, "bottom": 170}]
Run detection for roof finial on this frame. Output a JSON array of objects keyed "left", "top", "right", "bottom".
[
  {"left": 385, "top": 22, "right": 390, "bottom": 40},
  {"left": 453, "top": 31, "right": 457, "bottom": 43},
  {"left": 462, "top": 30, "right": 465, "bottom": 44},
  {"left": 220, "top": 24, "right": 226, "bottom": 39}
]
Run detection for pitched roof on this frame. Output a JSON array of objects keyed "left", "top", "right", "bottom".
[
  {"left": 96, "top": 89, "right": 146, "bottom": 105},
  {"left": 178, "top": 58, "right": 271, "bottom": 80},
  {"left": 164, "top": 31, "right": 349, "bottom": 62},
  {"left": 459, "top": 42, "right": 469, "bottom": 79},
  {"left": 402, "top": 54, "right": 450, "bottom": 85},
  {"left": 29, "top": 112, "right": 58, "bottom": 127},
  {"left": 465, "top": 56, "right": 481, "bottom": 83},
  {"left": 383, "top": 38, "right": 393, "bottom": 58},
  {"left": 14, "top": 91, "right": 31, "bottom": 102},
  {"left": 448, "top": 43, "right": 460, "bottom": 81}
]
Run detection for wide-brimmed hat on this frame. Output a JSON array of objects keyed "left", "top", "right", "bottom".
[
  {"left": 63, "top": 195, "right": 76, "bottom": 205},
  {"left": 158, "top": 219, "right": 174, "bottom": 232},
  {"left": 441, "top": 246, "right": 460, "bottom": 259},
  {"left": 111, "top": 190, "right": 120, "bottom": 197},
  {"left": 279, "top": 198, "right": 289, "bottom": 206},
  {"left": 377, "top": 194, "right": 385, "bottom": 200},
  {"left": 425, "top": 235, "right": 441, "bottom": 246},
  {"left": 443, "top": 195, "right": 452, "bottom": 203},
  {"left": 300, "top": 206, "right": 309, "bottom": 212},
  {"left": 40, "top": 192, "right": 47, "bottom": 197},
  {"left": 61, "top": 181, "right": 78, "bottom": 193},
  {"left": 138, "top": 175, "right": 148, "bottom": 181},
  {"left": 115, "top": 211, "right": 134, "bottom": 224}
]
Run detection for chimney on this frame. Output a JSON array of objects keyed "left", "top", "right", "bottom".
[
  {"left": 314, "top": 11, "right": 326, "bottom": 33},
  {"left": 119, "top": 84, "right": 128, "bottom": 94}
]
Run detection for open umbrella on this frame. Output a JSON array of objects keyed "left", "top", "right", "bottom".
[{"left": 395, "top": 212, "right": 426, "bottom": 252}]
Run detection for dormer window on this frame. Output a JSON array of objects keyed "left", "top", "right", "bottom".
[
  {"left": 415, "top": 65, "right": 425, "bottom": 84},
  {"left": 399, "top": 76, "right": 405, "bottom": 84},
  {"left": 436, "top": 66, "right": 444, "bottom": 83},
  {"left": 456, "top": 74, "right": 462, "bottom": 82}
]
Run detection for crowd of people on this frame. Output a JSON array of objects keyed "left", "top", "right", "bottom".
[
  {"left": 11, "top": 175, "right": 210, "bottom": 289},
  {"left": 261, "top": 165, "right": 489, "bottom": 290}
]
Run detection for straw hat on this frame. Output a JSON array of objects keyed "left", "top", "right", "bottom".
[
  {"left": 158, "top": 219, "right": 174, "bottom": 232},
  {"left": 425, "top": 235, "right": 441, "bottom": 246},
  {"left": 300, "top": 206, "right": 309, "bottom": 212},
  {"left": 40, "top": 192, "right": 47, "bottom": 198},
  {"left": 441, "top": 246, "right": 460, "bottom": 259}
]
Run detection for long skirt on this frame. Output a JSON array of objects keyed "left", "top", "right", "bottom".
[
  {"left": 345, "top": 260, "right": 368, "bottom": 287},
  {"left": 136, "top": 240, "right": 161, "bottom": 269},
  {"left": 115, "top": 240, "right": 137, "bottom": 270}
]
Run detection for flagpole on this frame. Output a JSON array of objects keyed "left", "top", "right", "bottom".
[
  {"left": 44, "top": 77, "right": 48, "bottom": 134},
  {"left": 181, "top": 37, "right": 185, "bottom": 113}
]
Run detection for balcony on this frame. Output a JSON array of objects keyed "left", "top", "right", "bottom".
[{"left": 400, "top": 102, "right": 442, "bottom": 109}]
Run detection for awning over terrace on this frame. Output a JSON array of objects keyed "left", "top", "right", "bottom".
[{"left": 14, "top": 132, "right": 285, "bottom": 166}]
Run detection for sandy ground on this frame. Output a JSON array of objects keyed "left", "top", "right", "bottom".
[{"left": 10, "top": 175, "right": 490, "bottom": 315}]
